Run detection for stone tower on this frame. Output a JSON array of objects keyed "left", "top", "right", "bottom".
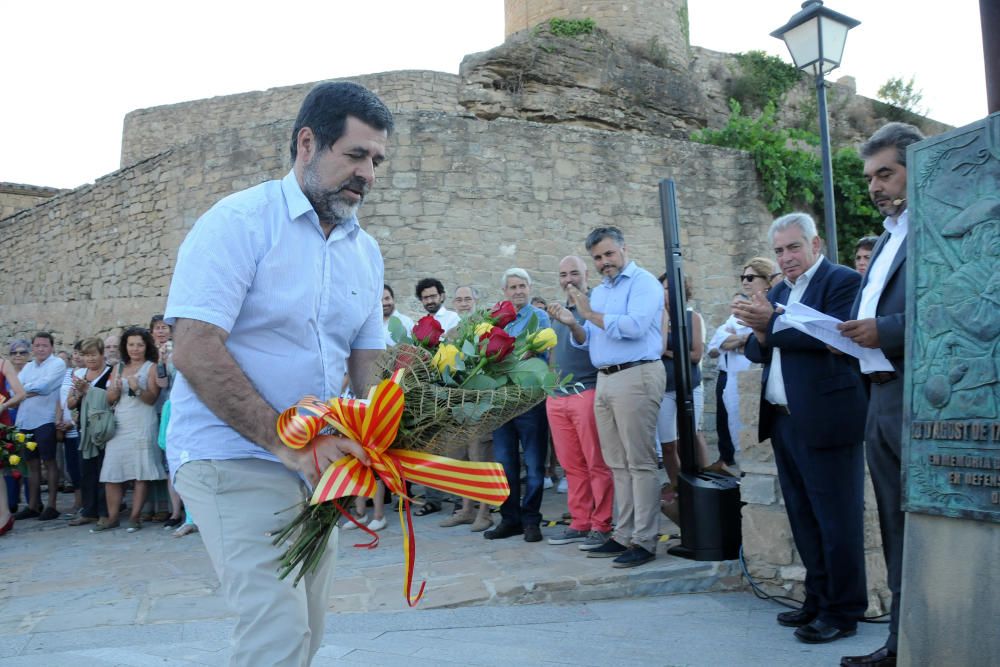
[{"left": 504, "top": 0, "right": 690, "bottom": 66}]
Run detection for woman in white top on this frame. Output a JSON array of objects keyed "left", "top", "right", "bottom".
[{"left": 93, "top": 327, "right": 165, "bottom": 533}]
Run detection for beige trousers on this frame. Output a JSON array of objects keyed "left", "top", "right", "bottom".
[
  {"left": 593, "top": 361, "right": 666, "bottom": 553},
  {"left": 175, "top": 458, "right": 338, "bottom": 667}
]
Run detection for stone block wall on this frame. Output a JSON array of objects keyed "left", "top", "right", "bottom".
[
  {"left": 504, "top": 0, "right": 691, "bottom": 68},
  {"left": 2, "top": 110, "right": 772, "bottom": 352},
  {"left": 0, "top": 183, "right": 65, "bottom": 221},
  {"left": 736, "top": 368, "right": 891, "bottom": 616},
  {"left": 120, "top": 71, "right": 464, "bottom": 169}
]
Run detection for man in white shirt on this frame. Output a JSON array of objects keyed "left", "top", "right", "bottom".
[
  {"left": 838, "top": 122, "right": 925, "bottom": 667},
  {"left": 382, "top": 283, "right": 414, "bottom": 346},
  {"left": 414, "top": 277, "right": 461, "bottom": 332},
  {"left": 14, "top": 332, "right": 67, "bottom": 521}
]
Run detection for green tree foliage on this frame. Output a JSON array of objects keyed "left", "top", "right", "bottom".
[
  {"left": 547, "top": 18, "right": 596, "bottom": 37},
  {"left": 692, "top": 101, "right": 881, "bottom": 263},
  {"left": 729, "top": 51, "right": 802, "bottom": 112},
  {"left": 877, "top": 75, "right": 925, "bottom": 117}
]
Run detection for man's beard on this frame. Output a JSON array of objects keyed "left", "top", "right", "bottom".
[
  {"left": 302, "top": 163, "right": 366, "bottom": 225},
  {"left": 424, "top": 302, "right": 441, "bottom": 314}
]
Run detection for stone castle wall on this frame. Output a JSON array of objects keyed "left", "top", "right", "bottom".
[
  {"left": 0, "top": 183, "right": 65, "bottom": 221},
  {"left": 505, "top": 0, "right": 690, "bottom": 67},
  {"left": 120, "top": 71, "right": 464, "bottom": 170},
  {"left": 2, "top": 110, "right": 772, "bottom": 347}
]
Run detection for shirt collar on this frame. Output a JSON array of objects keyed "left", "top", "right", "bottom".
[
  {"left": 602, "top": 260, "right": 638, "bottom": 287},
  {"left": 883, "top": 208, "right": 909, "bottom": 235},
  {"left": 280, "top": 170, "right": 360, "bottom": 240},
  {"left": 784, "top": 254, "right": 825, "bottom": 289}
]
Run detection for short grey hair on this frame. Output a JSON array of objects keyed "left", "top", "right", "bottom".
[
  {"left": 860, "top": 122, "right": 925, "bottom": 168},
  {"left": 8, "top": 338, "right": 30, "bottom": 354},
  {"left": 455, "top": 285, "right": 480, "bottom": 299},
  {"left": 585, "top": 226, "right": 625, "bottom": 251},
  {"left": 501, "top": 267, "right": 531, "bottom": 288},
  {"left": 768, "top": 212, "right": 818, "bottom": 247}
]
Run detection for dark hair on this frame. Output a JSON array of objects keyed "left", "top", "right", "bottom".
[
  {"left": 415, "top": 278, "right": 445, "bottom": 299},
  {"left": 855, "top": 236, "right": 879, "bottom": 252},
  {"left": 585, "top": 226, "right": 625, "bottom": 251},
  {"left": 860, "top": 122, "right": 925, "bottom": 168},
  {"left": 119, "top": 327, "right": 158, "bottom": 364},
  {"left": 657, "top": 273, "right": 693, "bottom": 300},
  {"left": 149, "top": 314, "right": 171, "bottom": 331},
  {"left": 73, "top": 340, "right": 83, "bottom": 352},
  {"left": 32, "top": 331, "right": 54, "bottom": 346},
  {"left": 289, "top": 82, "right": 394, "bottom": 162},
  {"left": 383, "top": 283, "right": 395, "bottom": 299}
]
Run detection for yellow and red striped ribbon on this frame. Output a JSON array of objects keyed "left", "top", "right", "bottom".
[{"left": 277, "top": 372, "right": 510, "bottom": 606}]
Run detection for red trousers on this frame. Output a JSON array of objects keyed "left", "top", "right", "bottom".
[{"left": 546, "top": 389, "right": 613, "bottom": 533}]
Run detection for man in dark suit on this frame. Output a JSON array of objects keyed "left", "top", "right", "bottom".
[
  {"left": 735, "top": 212, "right": 869, "bottom": 645},
  {"left": 838, "top": 122, "right": 925, "bottom": 667}
]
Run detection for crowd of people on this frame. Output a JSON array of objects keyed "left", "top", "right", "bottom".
[
  {"left": 0, "top": 75, "right": 915, "bottom": 667},
  {"left": 0, "top": 317, "right": 197, "bottom": 538}
]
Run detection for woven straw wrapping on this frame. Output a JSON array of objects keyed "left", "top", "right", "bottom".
[{"left": 372, "top": 344, "right": 546, "bottom": 455}]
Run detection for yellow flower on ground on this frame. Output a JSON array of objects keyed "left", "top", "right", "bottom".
[
  {"left": 26, "top": 441, "right": 37, "bottom": 451},
  {"left": 432, "top": 344, "right": 462, "bottom": 374},
  {"left": 527, "top": 327, "right": 558, "bottom": 352},
  {"left": 474, "top": 322, "right": 494, "bottom": 338},
  {"left": 8, "top": 455, "right": 20, "bottom": 466}
]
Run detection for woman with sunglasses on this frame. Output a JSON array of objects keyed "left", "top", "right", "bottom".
[
  {"left": 3, "top": 340, "right": 31, "bottom": 516},
  {"left": 704, "top": 257, "right": 778, "bottom": 477}
]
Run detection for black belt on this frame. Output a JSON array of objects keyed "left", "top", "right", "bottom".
[
  {"left": 598, "top": 359, "right": 657, "bottom": 375},
  {"left": 868, "top": 371, "right": 899, "bottom": 385}
]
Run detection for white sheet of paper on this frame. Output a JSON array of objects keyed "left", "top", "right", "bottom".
[{"left": 771, "top": 301, "right": 894, "bottom": 371}]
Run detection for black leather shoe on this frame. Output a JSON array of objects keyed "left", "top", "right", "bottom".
[
  {"left": 840, "top": 646, "right": 897, "bottom": 666},
  {"left": 611, "top": 545, "right": 655, "bottom": 568},
  {"left": 523, "top": 524, "right": 542, "bottom": 542},
  {"left": 794, "top": 619, "right": 857, "bottom": 644},
  {"left": 484, "top": 521, "right": 523, "bottom": 540},
  {"left": 585, "top": 538, "right": 628, "bottom": 558},
  {"left": 777, "top": 608, "right": 817, "bottom": 627}
]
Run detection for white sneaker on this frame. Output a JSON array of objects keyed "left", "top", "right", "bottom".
[
  {"left": 557, "top": 477, "right": 568, "bottom": 494},
  {"left": 341, "top": 514, "right": 366, "bottom": 530},
  {"left": 367, "top": 517, "right": 387, "bottom": 531},
  {"left": 543, "top": 477, "right": 554, "bottom": 490}
]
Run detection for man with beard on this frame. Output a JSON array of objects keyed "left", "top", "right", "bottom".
[
  {"left": 382, "top": 283, "right": 414, "bottom": 346},
  {"left": 838, "top": 122, "right": 925, "bottom": 667},
  {"left": 164, "top": 82, "right": 390, "bottom": 665},
  {"left": 452, "top": 285, "right": 478, "bottom": 318},
  {"left": 551, "top": 227, "right": 665, "bottom": 568},
  {"left": 415, "top": 278, "right": 461, "bottom": 332}
]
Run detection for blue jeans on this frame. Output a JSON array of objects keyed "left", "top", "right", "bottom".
[{"left": 492, "top": 402, "right": 548, "bottom": 528}]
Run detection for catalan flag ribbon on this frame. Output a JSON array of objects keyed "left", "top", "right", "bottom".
[{"left": 276, "top": 371, "right": 510, "bottom": 606}]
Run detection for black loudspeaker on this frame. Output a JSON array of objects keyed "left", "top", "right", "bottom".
[{"left": 667, "top": 471, "right": 742, "bottom": 561}]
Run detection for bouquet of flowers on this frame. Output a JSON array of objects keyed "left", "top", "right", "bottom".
[
  {"left": 0, "top": 424, "right": 35, "bottom": 481},
  {"left": 271, "top": 300, "right": 568, "bottom": 604}
]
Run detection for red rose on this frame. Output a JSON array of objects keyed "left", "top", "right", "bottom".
[
  {"left": 481, "top": 326, "right": 516, "bottom": 361},
  {"left": 489, "top": 301, "right": 517, "bottom": 328},
  {"left": 412, "top": 315, "right": 444, "bottom": 348},
  {"left": 11, "top": 470, "right": 21, "bottom": 480}
]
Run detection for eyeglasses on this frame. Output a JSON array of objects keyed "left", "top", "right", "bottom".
[
  {"left": 739, "top": 274, "right": 766, "bottom": 282},
  {"left": 10, "top": 349, "right": 29, "bottom": 356}
]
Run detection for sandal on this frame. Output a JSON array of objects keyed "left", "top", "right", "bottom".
[
  {"left": 412, "top": 501, "right": 441, "bottom": 517},
  {"left": 90, "top": 519, "right": 120, "bottom": 532}
]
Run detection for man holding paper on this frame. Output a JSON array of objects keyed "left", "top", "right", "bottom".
[
  {"left": 735, "top": 212, "right": 868, "bottom": 645},
  {"left": 838, "top": 122, "right": 925, "bottom": 667}
]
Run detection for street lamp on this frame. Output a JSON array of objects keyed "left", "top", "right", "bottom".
[{"left": 771, "top": 0, "right": 860, "bottom": 262}]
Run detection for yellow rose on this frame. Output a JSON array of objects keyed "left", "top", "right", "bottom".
[
  {"left": 474, "top": 322, "right": 494, "bottom": 338},
  {"left": 26, "top": 441, "right": 37, "bottom": 451},
  {"left": 432, "top": 344, "right": 462, "bottom": 374},
  {"left": 14, "top": 433, "right": 25, "bottom": 443},
  {"left": 7, "top": 454, "right": 19, "bottom": 466},
  {"left": 528, "top": 327, "right": 558, "bottom": 352}
]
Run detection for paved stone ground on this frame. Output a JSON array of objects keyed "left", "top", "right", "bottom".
[{"left": 1, "top": 486, "right": 888, "bottom": 664}]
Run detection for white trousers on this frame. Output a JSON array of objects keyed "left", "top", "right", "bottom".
[{"left": 175, "top": 458, "right": 338, "bottom": 667}]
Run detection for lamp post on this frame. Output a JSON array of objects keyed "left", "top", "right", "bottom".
[{"left": 771, "top": 1, "right": 859, "bottom": 262}]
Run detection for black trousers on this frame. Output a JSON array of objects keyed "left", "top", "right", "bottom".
[
  {"left": 714, "top": 371, "right": 736, "bottom": 465},
  {"left": 80, "top": 450, "right": 108, "bottom": 519}
]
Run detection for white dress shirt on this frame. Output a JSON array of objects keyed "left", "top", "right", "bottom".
[
  {"left": 857, "top": 211, "right": 908, "bottom": 373},
  {"left": 16, "top": 355, "right": 67, "bottom": 429},
  {"left": 765, "top": 256, "right": 826, "bottom": 407},
  {"left": 432, "top": 306, "right": 461, "bottom": 332}
]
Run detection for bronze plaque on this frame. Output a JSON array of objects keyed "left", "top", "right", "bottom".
[{"left": 904, "top": 112, "right": 1000, "bottom": 523}]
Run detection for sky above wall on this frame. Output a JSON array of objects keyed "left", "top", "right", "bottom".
[{"left": 0, "top": 0, "right": 987, "bottom": 189}]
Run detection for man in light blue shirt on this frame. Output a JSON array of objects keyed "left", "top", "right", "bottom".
[
  {"left": 165, "top": 82, "right": 391, "bottom": 666},
  {"left": 551, "top": 226, "right": 665, "bottom": 568},
  {"left": 14, "top": 332, "right": 66, "bottom": 521},
  {"left": 484, "top": 267, "right": 552, "bottom": 543}
]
